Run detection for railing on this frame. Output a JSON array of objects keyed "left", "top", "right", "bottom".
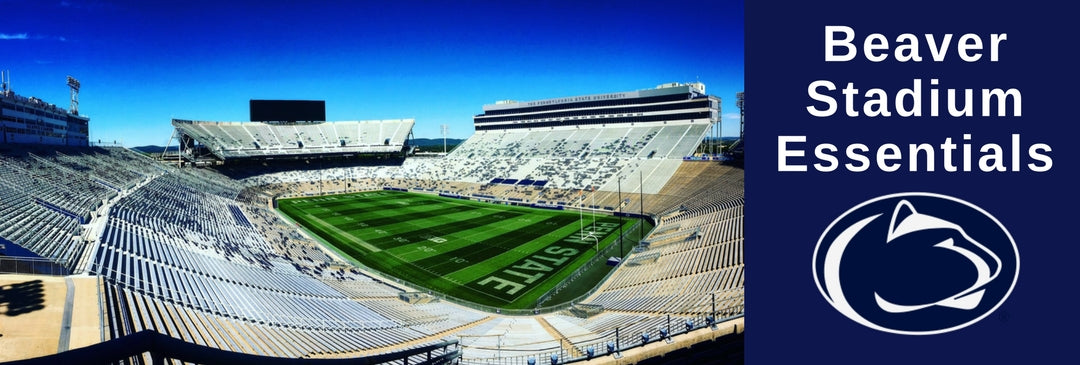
[
  {"left": 381, "top": 276, "right": 588, "bottom": 317},
  {"left": 3, "top": 330, "right": 460, "bottom": 365},
  {"left": 89, "top": 140, "right": 125, "bottom": 147},
  {"left": 458, "top": 306, "right": 744, "bottom": 365},
  {"left": 639, "top": 226, "right": 697, "bottom": 246},
  {"left": 0, "top": 255, "right": 69, "bottom": 275}
]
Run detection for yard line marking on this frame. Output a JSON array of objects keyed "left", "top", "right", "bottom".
[{"left": 305, "top": 214, "right": 382, "bottom": 253}]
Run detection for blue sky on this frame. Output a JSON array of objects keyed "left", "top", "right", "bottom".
[{"left": 2, "top": 1, "right": 743, "bottom": 147}]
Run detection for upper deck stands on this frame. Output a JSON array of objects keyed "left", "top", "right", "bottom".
[{"left": 172, "top": 119, "right": 414, "bottom": 159}]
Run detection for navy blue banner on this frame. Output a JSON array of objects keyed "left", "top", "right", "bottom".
[
  {"left": 747, "top": 1, "right": 1075, "bottom": 363},
  {"left": 531, "top": 203, "right": 565, "bottom": 210}
]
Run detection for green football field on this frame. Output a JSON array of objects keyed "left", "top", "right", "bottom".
[{"left": 277, "top": 190, "right": 640, "bottom": 309}]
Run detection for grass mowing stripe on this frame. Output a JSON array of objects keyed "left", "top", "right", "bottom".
[
  {"left": 333, "top": 205, "right": 477, "bottom": 231},
  {"left": 289, "top": 210, "right": 380, "bottom": 256},
  {"left": 482, "top": 218, "right": 639, "bottom": 306},
  {"left": 441, "top": 216, "right": 605, "bottom": 283},
  {"left": 316, "top": 199, "right": 445, "bottom": 219},
  {"left": 383, "top": 212, "right": 552, "bottom": 262},
  {"left": 288, "top": 191, "right": 404, "bottom": 208},
  {"left": 343, "top": 207, "right": 493, "bottom": 242},
  {"left": 410, "top": 214, "right": 580, "bottom": 276},
  {"left": 365, "top": 211, "right": 527, "bottom": 250},
  {"left": 372, "top": 205, "right": 500, "bottom": 232},
  {"left": 286, "top": 196, "right": 481, "bottom": 252},
  {"left": 284, "top": 192, "right": 436, "bottom": 216},
  {"left": 278, "top": 190, "right": 650, "bottom": 309},
  {"left": 454, "top": 218, "right": 628, "bottom": 303},
  {"left": 368, "top": 251, "right": 519, "bottom": 305},
  {"left": 359, "top": 249, "right": 518, "bottom": 304},
  {"left": 304, "top": 214, "right": 382, "bottom": 252},
  {"left": 329, "top": 204, "right": 495, "bottom": 244},
  {"left": 299, "top": 194, "right": 443, "bottom": 215}
]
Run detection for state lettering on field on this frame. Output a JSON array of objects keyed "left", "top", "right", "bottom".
[{"left": 471, "top": 246, "right": 580, "bottom": 298}]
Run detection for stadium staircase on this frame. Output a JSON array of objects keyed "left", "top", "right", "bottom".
[
  {"left": 534, "top": 317, "right": 585, "bottom": 359},
  {"left": 305, "top": 316, "right": 495, "bottom": 359}
]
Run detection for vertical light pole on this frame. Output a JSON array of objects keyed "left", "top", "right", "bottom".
[
  {"left": 737, "top": 91, "right": 745, "bottom": 141},
  {"left": 578, "top": 189, "right": 584, "bottom": 238},
  {"left": 617, "top": 176, "right": 623, "bottom": 254},
  {"left": 667, "top": 314, "right": 672, "bottom": 340},
  {"left": 441, "top": 124, "right": 448, "bottom": 154},
  {"left": 639, "top": 170, "right": 644, "bottom": 239},
  {"left": 590, "top": 185, "right": 596, "bottom": 234},
  {"left": 710, "top": 119, "right": 715, "bottom": 156},
  {"left": 712, "top": 292, "right": 717, "bottom": 328},
  {"left": 66, "top": 75, "right": 80, "bottom": 116},
  {"left": 615, "top": 327, "right": 621, "bottom": 353}
]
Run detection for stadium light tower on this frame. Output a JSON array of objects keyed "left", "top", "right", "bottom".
[
  {"left": 66, "top": 76, "right": 80, "bottom": 115},
  {"left": 639, "top": 170, "right": 644, "bottom": 239},
  {"left": 591, "top": 186, "right": 599, "bottom": 234},
  {"left": 737, "top": 91, "right": 745, "bottom": 141},
  {"left": 710, "top": 116, "right": 716, "bottom": 156},
  {"left": 441, "top": 124, "right": 448, "bottom": 154},
  {"left": 715, "top": 110, "right": 720, "bottom": 156},
  {"left": 579, "top": 188, "right": 585, "bottom": 237},
  {"left": 618, "top": 176, "right": 624, "bottom": 254}
]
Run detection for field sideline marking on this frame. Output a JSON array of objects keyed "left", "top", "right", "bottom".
[
  {"left": 285, "top": 191, "right": 639, "bottom": 307},
  {"left": 295, "top": 197, "right": 515, "bottom": 303},
  {"left": 438, "top": 218, "right": 579, "bottom": 282},
  {"left": 385, "top": 209, "right": 544, "bottom": 263},
  {"left": 305, "top": 214, "right": 382, "bottom": 253},
  {"left": 377, "top": 250, "right": 515, "bottom": 304},
  {"left": 445, "top": 218, "right": 628, "bottom": 301}
]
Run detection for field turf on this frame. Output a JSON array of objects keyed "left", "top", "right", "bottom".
[{"left": 277, "top": 190, "right": 639, "bottom": 309}]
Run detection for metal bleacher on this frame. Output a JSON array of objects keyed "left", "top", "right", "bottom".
[
  {"left": 171, "top": 119, "right": 415, "bottom": 160},
  {"left": 1, "top": 122, "right": 742, "bottom": 364},
  {"left": 89, "top": 168, "right": 490, "bottom": 357}
]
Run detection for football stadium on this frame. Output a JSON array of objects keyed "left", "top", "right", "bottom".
[{"left": 1, "top": 78, "right": 744, "bottom": 364}]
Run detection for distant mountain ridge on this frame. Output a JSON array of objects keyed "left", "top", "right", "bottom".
[{"left": 132, "top": 145, "right": 172, "bottom": 154}]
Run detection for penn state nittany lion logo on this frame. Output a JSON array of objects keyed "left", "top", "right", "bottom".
[{"left": 813, "top": 193, "right": 1019, "bottom": 335}]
